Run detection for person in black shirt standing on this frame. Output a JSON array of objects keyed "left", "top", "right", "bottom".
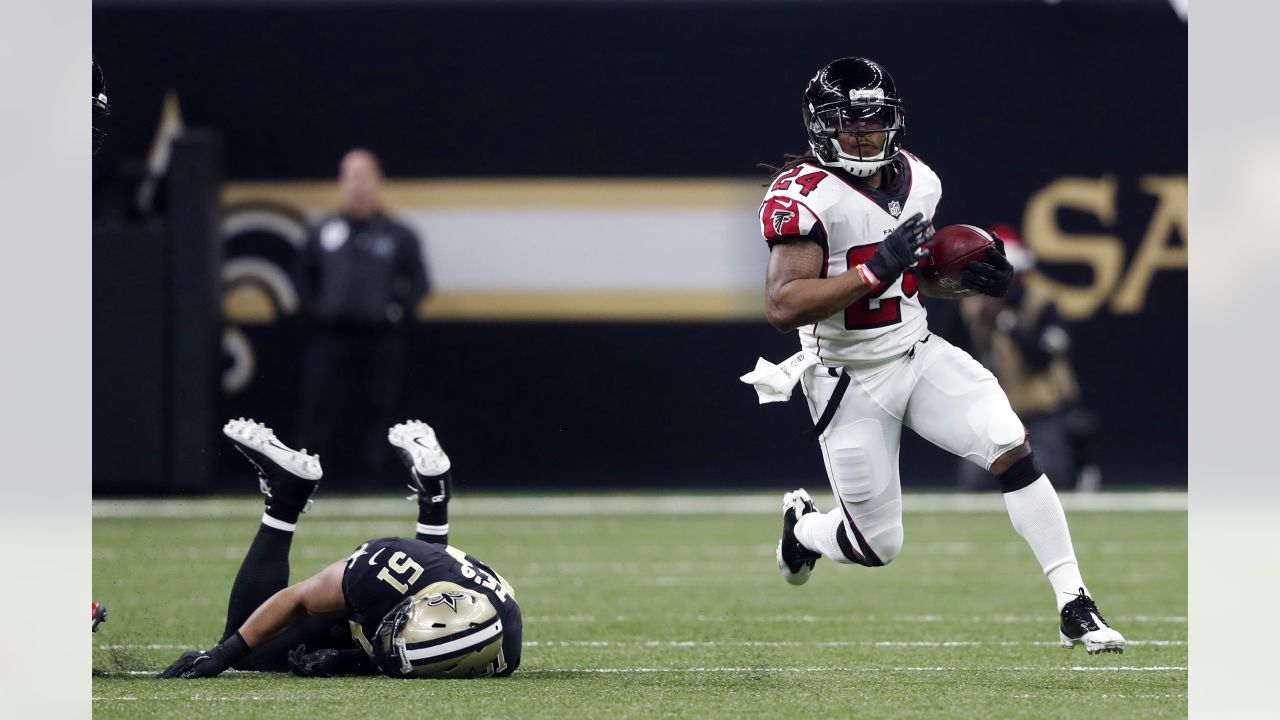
[{"left": 296, "top": 149, "right": 430, "bottom": 487}]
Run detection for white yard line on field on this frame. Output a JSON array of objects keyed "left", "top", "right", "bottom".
[
  {"left": 521, "top": 614, "right": 1187, "bottom": 624},
  {"left": 522, "top": 639, "right": 1186, "bottom": 648},
  {"left": 93, "top": 491, "right": 1187, "bottom": 518},
  {"left": 518, "top": 666, "right": 1187, "bottom": 673},
  {"left": 102, "top": 639, "right": 1185, "bottom": 652},
  {"left": 95, "top": 694, "right": 275, "bottom": 700},
  {"left": 1070, "top": 666, "right": 1188, "bottom": 671},
  {"left": 108, "top": 665, "right": 1186, "bottom": 681}
]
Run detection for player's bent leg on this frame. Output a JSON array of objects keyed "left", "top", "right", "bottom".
[
  {"left": 903, "top": 341, "right": 1125, "bottom": 653},
  {"left": 837, "top": 498, "right": 904, "bottom": 566},
  {"left": 820, "top": 421, "right": 904, "bottom": 566},
  {"left": 220, "top": 418, "right": 324, "bottom": 639},
  {"left": 799, "top": 366, "right": 906, "bottom": 569},
  {"left": 792, "top": 489, "right": 905, "bottom": 567},
  {"left": 901, "top": 335, "right": 1025, "bottom": 471},
  {"left": 995, "top": 446, "right": 1086, "bottom": 598},
  {"left": 388, "top": 419, "right": 453, "bottom": 544},
  {"left": 996, "top": 444, "right": 1126, "bottom": 653}
]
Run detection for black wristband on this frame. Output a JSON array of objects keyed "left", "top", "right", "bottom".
[{"left": 215, "top": 632, "right": 251, "bottom": 666}]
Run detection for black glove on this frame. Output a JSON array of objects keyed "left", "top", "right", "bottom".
[
  {"left": 961, "top": 231, "right": 1014, "bottom": 297},
  {"left": 157, "top": 633, "right": 249, "bottom": 679},
  {"left": 864, "top": 212, "right": 934, "bottom": 284},
  {"left": 288, "top": 645, "right": 344, "bottom": 678}
]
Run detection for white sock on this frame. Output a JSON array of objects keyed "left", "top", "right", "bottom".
[
  {"left": 1003, "top": 476, "right": 1088, "bottom": 610},
  {"left": 795, "top": 509, "right": 856, "bottom": 564},
  {"left": 260, "top": 512, "right": 296, "bottom": 533},
  {"left": 416, "top": 522, "right": 448, "bottom": 538}
]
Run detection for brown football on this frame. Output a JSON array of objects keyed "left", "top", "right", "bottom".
[{"left": 918, "top": 224, "right": 995, "bottom": 293}]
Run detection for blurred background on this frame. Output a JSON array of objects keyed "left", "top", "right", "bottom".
[{"left": 91, "top": 0, "right": 1187, "bottom": 497}]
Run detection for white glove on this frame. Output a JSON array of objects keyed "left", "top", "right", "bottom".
[{"left": 739, "top": 351, "right": 821, "bottom": 404}]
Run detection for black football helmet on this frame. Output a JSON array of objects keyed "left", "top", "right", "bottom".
[
  {"left": 93, "top": 59, "right": 110, "bottom": 156},
  {"left": 803, "top": 57, "right": 905, "bottom": 177}
]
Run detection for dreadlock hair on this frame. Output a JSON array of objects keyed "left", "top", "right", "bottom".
[{"left": 757, "top": 151, "right": 820, "bottom": 186}]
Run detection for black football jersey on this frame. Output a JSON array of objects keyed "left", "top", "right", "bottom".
[{"left": 341, "top": 537, "right": 521, "bottom": 675}]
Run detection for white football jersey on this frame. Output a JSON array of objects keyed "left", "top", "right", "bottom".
[{"left": 759, "top": 151, "right": 942, "bottom": 365}]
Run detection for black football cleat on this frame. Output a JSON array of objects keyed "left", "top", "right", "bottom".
[
  {"left": 1059, "top": 588, "right": 1126, "bottom": 654},
  {"left": 776, "top": 488, "right": 822, "bottom": 586},
  {"left": 91, "top": 601, "right": 107, "bottom": 632}
]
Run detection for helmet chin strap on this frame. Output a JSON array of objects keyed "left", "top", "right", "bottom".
[
  {"left": 839, "top": 157, "right": 890, "bottom": 177},
  {"left": 808, "top": 128, "right": 901, "bottom": 176},
  {"left": 817, "top": 138, "right": 893, "bottom": 177}
]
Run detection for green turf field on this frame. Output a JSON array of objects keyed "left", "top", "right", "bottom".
[{"left": 92, "top": 493, "right": 1186, "bottom": 719}]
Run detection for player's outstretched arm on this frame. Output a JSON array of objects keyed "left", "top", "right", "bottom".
[
  {"left": 157, "top": 561, "right": 347, "bottom": 680},
  {"left": 238, "top": 560, "right": 347, "bottom": 647}
]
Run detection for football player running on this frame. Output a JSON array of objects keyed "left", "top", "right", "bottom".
[
  {"left": 750, "top": 57, "right": 1123, "bottom": 654},
  {"left": 158, "top": 418, "right": 522, "bottom": 679}
]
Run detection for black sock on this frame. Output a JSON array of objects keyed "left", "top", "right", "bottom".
[
  {"left": 234, "top": 445, "right": 315, "bottom": 526},
  {"left": 265, "top": 501, "right": 306, "bottom": 526},
  {"left": 263, "top": 476, "right": 317, "bottom": 525},
  {"left": 222, "top": 523, "right": 293, "bottom": 640},
  {"left": 997, "top": 452, "right": 1044, "bottom": 494},
  {"left": 414, "top": 470, "right": 451, "bottom": 545}
]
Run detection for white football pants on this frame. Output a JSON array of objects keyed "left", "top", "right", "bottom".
[{"left": 799, "top": 334, "right": 1025, "bottom": 565}]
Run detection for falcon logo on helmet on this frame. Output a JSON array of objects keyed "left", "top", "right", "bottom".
[
  {"left": 802, "top": 57, "right": 906, "bottom": 178},
  {"left": 372, "top": 582, "right": 505, "bottom": 679}
]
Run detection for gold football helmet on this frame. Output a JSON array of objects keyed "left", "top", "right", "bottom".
[{"left": 373, "top": 581, "right": 504, "bottom": 679}]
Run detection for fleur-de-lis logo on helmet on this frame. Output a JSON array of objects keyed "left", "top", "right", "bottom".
[{"left": 424, "top": 590, "right": 470, "bottom": 612}]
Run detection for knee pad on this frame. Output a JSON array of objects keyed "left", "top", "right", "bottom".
[
  {"left": 967, "top": 397, "right": 1025, "bottom": 468},
  {"left": 836, "top": 502, "right": 904, "bottom": 567},
  {"left": 863, "top": 524, "right": 904, "bottom": 565},
  {"left": 826, "top": 419, "right": 891, "bottom": 504}
]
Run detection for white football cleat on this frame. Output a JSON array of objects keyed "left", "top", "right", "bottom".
[
  {"left": 388, "top": 420, "right": 451, "bottom": 476},
  {"left": 1059, "top": 588, "right": 1126, "bottom": 654},
  {"left": 224, "top": 418, "right": 322, "bottom": 517},
  {"left": 224, "top": 418, "right": 322, "bottom": 481},
  {"left": 389, "top": 420, "right": 452, "bottom": 502},
  {"left": 222, "top": 417, "right": 320, "bottom": 512},
  {"left": 776, "top": 488, "right": 822, "bottom": 586}
]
